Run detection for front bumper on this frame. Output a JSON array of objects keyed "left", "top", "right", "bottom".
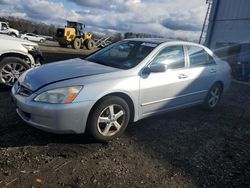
[
  {"left": 11, "top": 86, "right": 94, "bottom": 134},
  {"left": 28, "top": 48, "right": 44, "bottom": 66}
]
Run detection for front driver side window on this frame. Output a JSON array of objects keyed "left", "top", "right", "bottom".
[
  {"left": 1, "top": 23, "right": 8, "bottom": 30},
  {"left": 151, "top": 45, "right": 185, "bottom": 69}
]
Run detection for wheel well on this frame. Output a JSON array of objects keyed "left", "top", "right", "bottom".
[
  {"left": 9, "top": 32, "right": 17, "bottom": 36},
  {"left": 215, "top": 81, "right": 224, "bottom": 92},
  {"left": 88, "top": 92, "right": 135, "bottom": 123},
  {"left": 0, "top": 53, "right": 30, "bottom": 65}
]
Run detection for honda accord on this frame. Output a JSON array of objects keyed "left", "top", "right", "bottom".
[{"left": 11, "top": 39, "right": 231, "bottom": 141}]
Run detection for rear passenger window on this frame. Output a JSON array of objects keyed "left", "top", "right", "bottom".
[{"left": 187, "top": 46, "right": 215, "bottom": 67}]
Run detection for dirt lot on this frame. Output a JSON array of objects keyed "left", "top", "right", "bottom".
[
  {"left": 40, "top": 41, "right": 96, "bottom": 63},
  {"left": 0, "top": 43, "right": 250, "bottom": 187}
]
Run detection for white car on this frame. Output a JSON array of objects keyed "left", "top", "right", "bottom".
[
  {"left": 0, "top": 22, "right": 19, "bottom": 37},
  {"left": 21, "top": 33, "right": 46, "bottom": 43},
  {"left": 0, "top": 34, "right": 43, "bottom": 86}
]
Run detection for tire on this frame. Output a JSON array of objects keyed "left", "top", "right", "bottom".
[
  {"left": 59, "top": 43, "right": 68, "bottom": 48},
  {"left": 72, "top": 38, "right": 81, "bottom": 49},
  {"left": 88, "top": 96, "right": 130, "bottom": 142},
  {"left": 85, "top": 39, "right": 95, "bottom": 50},
  {"left": 40, "top": 39, "right": 45, "bottom": 43},
  {"left": 24, "top": 37, "right": 28, "bottom": 40},
  {"left": 0, "top": 57, "right": 30, "bottom": 87},
  {"left": 203, "top": 83, "right": 223, "bottom": 110}
]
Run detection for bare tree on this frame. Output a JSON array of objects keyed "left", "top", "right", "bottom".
[{"left": 0, "top": 17, "right": 56, "bottom": 36}]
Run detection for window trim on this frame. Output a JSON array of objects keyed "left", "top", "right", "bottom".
[{"left": 185, "top": 45, "right": 217, "bottom": 68}]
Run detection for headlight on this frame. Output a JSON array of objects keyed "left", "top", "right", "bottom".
[
  {"left": 34, "top": 86, "right": 82, "bottom": 104},
  {"left": 22, "top": 44, "right": 39, "bottom": 52}
]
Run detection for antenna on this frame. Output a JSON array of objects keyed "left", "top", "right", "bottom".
[{"left": 199, "top": 0, "right": 213, "bottom": 44}]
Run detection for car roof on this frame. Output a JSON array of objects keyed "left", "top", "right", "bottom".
[
  {"left": 125, "top": 38, "right": 207, "bottom": 48},
  {"left": 125, "top": 38, "right": 173, "bottom": 44}
]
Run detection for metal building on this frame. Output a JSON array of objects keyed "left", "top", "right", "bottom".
[
  {"left": 204, "top": 0, "right": 250, "bottom": 48},
  {"left": 202, "top": 0, "right": 250, "bottom": 81}
]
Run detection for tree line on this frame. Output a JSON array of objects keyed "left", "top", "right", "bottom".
[
  {"left": 0, "top": 17, "right": 56, "bottom": 36},
  {"left": 0, "top": 17, "right": 163, "bottom": 41}
]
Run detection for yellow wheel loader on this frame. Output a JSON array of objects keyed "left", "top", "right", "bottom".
[{"left": 55, "top": 21, "right": 95, "bottom": 50}]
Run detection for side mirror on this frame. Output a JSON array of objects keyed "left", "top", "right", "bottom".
[{"left": 148, "top": 63, "right": 167, "bottom": 73}]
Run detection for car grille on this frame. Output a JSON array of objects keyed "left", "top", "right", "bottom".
[{"left": 17, "top": 82, "right": 33, "bottom": 97}]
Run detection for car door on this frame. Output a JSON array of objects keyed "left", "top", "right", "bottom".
[
  {"left": 139, "top": 45, "right": 192, "bottom": 117},
  {"left": 183, "top": 45, "right": 218, "bottom": 102},
  {"left": 26, "top": 34, "right": 31, "bottom": 40},
  {"left": 34, "top": 35, "right": 40, "bottom": 42},
  {"left": 29, "top": 34, "right": 36, "bottom": 41}
]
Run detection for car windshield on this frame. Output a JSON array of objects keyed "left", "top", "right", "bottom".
[{"left": 85, "top": 40, "right": 158, "bottom": 70}]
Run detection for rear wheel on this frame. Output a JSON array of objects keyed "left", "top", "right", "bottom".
[
  {"left": 72, "top": 38, "right": 82, "bottom": 49},
  {"left": 203, "top": 83, "right": 223, "bottom": 110},
  {"left": 40, "top": 39, "right": 45, "bottom": 43},
  {"left": 24, "top": 37, "right": 28, "bottom": 40},
  {"left": 88, "top": 96, "right": 130, "bottom": 142},
  {"left": 0, "top": 57, "right": 29, "bottom": 87},
  {"left": 85, "top": 39, "right": 95, "bottom": 50}
]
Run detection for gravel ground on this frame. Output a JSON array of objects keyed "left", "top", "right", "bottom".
[
  {"left": 0, "top": 82, "right": 249, "bottom": 188},
  {"left": 0, "top": 43, "right": 249, "bottom": 187}
]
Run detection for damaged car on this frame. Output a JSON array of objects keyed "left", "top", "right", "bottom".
[{"left": 0, "top": 34, "right": 43, "bottom": 86}]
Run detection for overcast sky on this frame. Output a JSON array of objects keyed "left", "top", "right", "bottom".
[{"left": 0, "top": 0, "right": 208, "bottom": 40}]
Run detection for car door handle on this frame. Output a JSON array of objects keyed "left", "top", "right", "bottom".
[
  {"left": 210, "top": 68, "right": 217, "bottom": 73},
  {"left": 178, "top": 74, "right": 188, "bottom": 79}
]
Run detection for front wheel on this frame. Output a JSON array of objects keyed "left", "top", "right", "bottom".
[
  {"left": 85, "top": 39, "right": 95, "bottom": 50},
  {"left": 0, "top": 57, "right": 29, "bottom": 87},
  {"left": 40, "top": 39, "right": 45, "bottom": 43},
  {"left": 203, "top": 83, "right": 223, "bottom": 110},
  {"left": 72, "top": 38, "right": 82, "bottom": 49},
  {"left": 88, "top": 96, "right": 130, "bottom": 142}
]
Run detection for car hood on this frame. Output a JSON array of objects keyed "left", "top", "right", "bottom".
[
  {"left": 19, "top": 58, "right": 120, "bottom": 91},
  {"left": 9, "top": 28, "right": 19, "bottom": 34}
]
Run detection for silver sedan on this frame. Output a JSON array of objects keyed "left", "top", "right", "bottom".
[{"left": 11, "top": 39, "right": 231, "bottom": 141}]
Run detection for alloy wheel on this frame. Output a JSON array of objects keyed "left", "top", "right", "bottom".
[
  {"left": 208, "top": 86, "right": 221, "bottom": 108},
  {"left": 97, "top": 104, "right": 126, "bottom": 137},
  {"left": 1, "top": 63, "right": 27, "bottom": 86}
]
